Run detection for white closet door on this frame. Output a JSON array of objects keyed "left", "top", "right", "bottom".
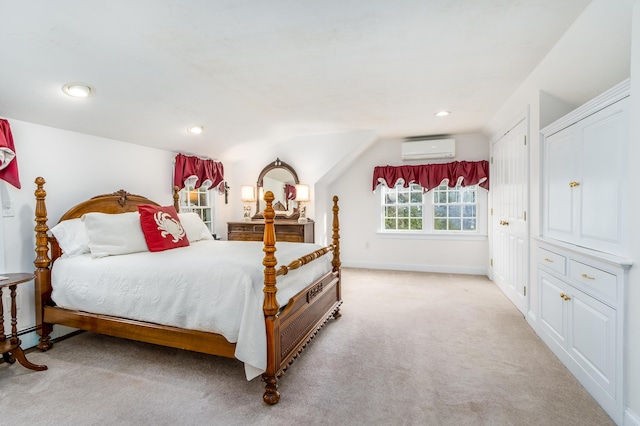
[{"left": 491, "top": 117, "right": 529, "bottom": 315}]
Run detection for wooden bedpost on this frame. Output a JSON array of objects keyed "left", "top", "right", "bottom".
[
  {"left": 173, "top": 185, "right": 180, "bottom": 212},
  {"left": 33, "top": 177, "right": 54, "bottom": 351},
  {"left": 262, "top": 190, "right": 280, "bottom": 405},
  {"left": 331, "top": 196, "right": 341, "bottom": 272},
  {"left": 331, "top": 195, "right": 342, "bottom": 318}
]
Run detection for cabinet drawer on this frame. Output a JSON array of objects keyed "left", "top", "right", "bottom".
[
  {"left": 229, "top": 223, "right": 264, "bottom": 233},
  {"left": 538, "top": 247, "right": 566, "bottom": 275},
  {"left": 569, "top": 260, "right": 617, "bottom": 302}
]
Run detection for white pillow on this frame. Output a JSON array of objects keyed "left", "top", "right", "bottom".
[
  {"left": 82, "top": 212, "right": 149, "bottom": 258},
  {"left": 50, "top": 218, "right": 90, "bottom": 257},
  {"left": 178, "top": 212, "right": 214, "bottom": 242}
]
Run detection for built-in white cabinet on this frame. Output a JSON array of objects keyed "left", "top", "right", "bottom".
[
  {"left": 541, "top": 80, "right": 629, "bottom": 257},
  {"left": 537, "top": 79, "right": 632, "bottom": 425},
  {"left": 536, "top": 239, "right": 630, "bottom": 424}
]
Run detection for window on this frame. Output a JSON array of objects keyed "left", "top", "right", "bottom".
[
  {"left": 380, "top": 181, "right": 484, "bottom": 235},
  {"left": 382, "top": 184, "right": 424, "bottom": 231},
  {"left": 179, "top": 184, "right": 214, "bottom": 232},
  {"left": 432, "top": 184, "right": 477, "bottom": 231}
]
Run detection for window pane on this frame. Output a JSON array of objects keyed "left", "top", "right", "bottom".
[
  {"left": 398, "top": 206, "right": 409, "bottom": 217},
  {"left": 398, "top": 219, "right": 409, "bottom": 230},
  {"left": 385, "top": 218, "right": 397, "bottom": 230},
  {"left": 434, "top": 218, "right": 447, "bottom": 230},
  {"left": 448, "top": 218, "right": 461, "bottom": 230},
  {"left": 385, "top": 206, "right": 397, "bottom": 217},
  {"left": 434, "top": 206, "right": 446, "bottom": 217},
  {"left": 397, "top": 192, "right": 409, "bottom": 203},
  {"left": 410, "top": 192, "right": 423, "bottom": 203},
  {"left": 463, "top": 218, "right": 476, "bottom": 230},
  {"left": 438, "top": 192, "right": 447, "bottom": 203},
  {"left": 462, "top": 190, "right": 476, "bottom": 203},
  {"left": 410, "top": 218, "right": 423, "bottom": 230},
  {"left": 385, "top": 193, "right": 397, "bottom": 204},
  {"left": 448, "top": 205, "right": 461, "bottom": 217},
  {"left": 463, "top": 205, "right": 476, "bottom": 217},
  {"left": 410, "top": 205, "right": 422, "bottom": 217},
  {"left": 448, "top": 191, "right": 459, "bottom": 203}
]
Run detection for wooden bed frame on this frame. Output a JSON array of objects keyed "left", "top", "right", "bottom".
[{"left": 33, "top": 177, "right": 342, "bottom": 404}]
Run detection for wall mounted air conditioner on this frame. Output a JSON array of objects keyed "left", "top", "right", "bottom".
[{"left": 401, "top": 138, "right": 455, "bottom": 160}]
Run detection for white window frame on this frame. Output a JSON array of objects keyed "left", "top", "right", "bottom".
[
  {"left": 377, "top": 180, "right": 487, "bottom": 239},
  {"left": 179, "top": 184, "right": 214, "bottom": 233}
]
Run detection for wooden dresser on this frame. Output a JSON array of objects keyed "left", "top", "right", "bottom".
[{"left": 227, "top": 220, "right": 314, "bottom": 243}]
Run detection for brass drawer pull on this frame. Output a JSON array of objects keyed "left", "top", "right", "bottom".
[
  {"left": 581, "top": 273, "right": 595, "bottom": 280},
  {"left": 499, "top": 220, "right": 510, "bottom": 226},
  {"left": 569, "top": 181, "right": 580, "bottom": 187},
  {"left": 544, "top": 258, "right": 554, "bottom": 263},
  {"left": 559, "top": 293, "right": 571, "bottom": 301}
]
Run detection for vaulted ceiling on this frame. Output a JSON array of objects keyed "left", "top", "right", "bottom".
[{"left": 0, "top": 1, "right": 592, "bottom": 161}]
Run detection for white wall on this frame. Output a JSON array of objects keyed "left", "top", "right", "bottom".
[
  {"left": 327, "top": 132, "right": 490, "bottom": 275},
  {"left": 483, "top": 0, "right": 639, "bottom": 422},
  {"left": 0, "top": 118, "right": 176, "bottom": 347}
]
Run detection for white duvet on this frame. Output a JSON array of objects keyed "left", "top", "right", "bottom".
[{"left": 51, "top": 240, "right": 332, "bottom": 380}]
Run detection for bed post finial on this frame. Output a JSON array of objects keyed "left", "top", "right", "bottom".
[
  {"left": 173, "top": 185, "right": 180, "bottom": 212},
  {"left": 331, "top": 195, "right": 341, "bottom": 272},
  {"left": 34, "top": 177, "right": 54, "bottom": 350}
]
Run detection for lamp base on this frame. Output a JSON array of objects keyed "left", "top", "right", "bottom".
[
  {"left": 243, "top": 204, "right": 252, "bottom": 221},
  {"left": 297, "top": 203, "right": 308, "bottom": 223}
]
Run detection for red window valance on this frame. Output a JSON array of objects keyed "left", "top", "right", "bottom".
[
  {"left": 372, "top": 160, "right": 489, "bottom": 192},
  {"left": 174, "top": 153, "right": 224, "bottom": 190},
  {"left": 0, "top": 119, "right": 21, "bottom": 189}
]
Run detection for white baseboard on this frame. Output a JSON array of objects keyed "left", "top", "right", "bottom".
[
  {"left": 625, "top": 408, "right": 640, "bottom": 426},
  {"left": 342, "top": 260, "right": 488, "bottom": 276}
]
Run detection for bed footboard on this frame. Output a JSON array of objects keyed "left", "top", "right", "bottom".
[{"left": 261, "top": 192, "right": 342, "bottom": 404}]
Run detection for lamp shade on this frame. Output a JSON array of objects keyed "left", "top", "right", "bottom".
[
  {"left": 295, "top": 184, "right": 310, "bottom": 202},
  {"left": 241, "top": 185, "right": 256, "bottom": 202}
]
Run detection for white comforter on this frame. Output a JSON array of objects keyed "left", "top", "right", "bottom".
[{"left": 51, "top": 240, "right": 332, "bottom": 380}]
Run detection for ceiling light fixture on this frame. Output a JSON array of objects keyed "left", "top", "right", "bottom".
[
  {"left": 187, "top": 125, "right": 204, "bottom": 135},
  {"left": 434, "top": 110, "right": 451, "bottom": 117},
  {"left": 62, "top": 83, "right": 94, "bottom": 98}
]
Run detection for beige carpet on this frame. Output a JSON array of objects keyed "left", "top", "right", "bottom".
[{"left": 0, "top": 268, "right": 614, "bottom": 425}]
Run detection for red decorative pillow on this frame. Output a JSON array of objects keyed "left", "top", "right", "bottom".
[{"left": 138, "top": 205, "right": 190, "bottom": 252}]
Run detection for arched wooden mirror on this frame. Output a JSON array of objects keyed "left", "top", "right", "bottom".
[{"left": 253, "top": 158, "right": 300, "bottom": 219}]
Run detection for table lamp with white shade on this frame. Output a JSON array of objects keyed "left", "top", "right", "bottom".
[{"left": 295, "top": 184, "right": 310, "bottom": 223}]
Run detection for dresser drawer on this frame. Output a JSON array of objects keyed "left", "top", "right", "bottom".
[
  {"left": 227, "top": 221, "right": 313, "bottom": 243},
  {"left": 569, "top": 260, "right": 617, "bottom": 302},
  {"left": 229, "top": 223, "right": 264, "bottom": 233},
  {"left": 538, "top": 247, "right": 566, "bottom": 275}
]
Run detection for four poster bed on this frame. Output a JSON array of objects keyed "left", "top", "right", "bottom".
[{"left": 33, "top": 177, "right": 342, "bottom": 404}]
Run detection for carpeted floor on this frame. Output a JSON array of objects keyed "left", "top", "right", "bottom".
[{"left": 0, "top": 268, "right": 614, "bottom": 425}]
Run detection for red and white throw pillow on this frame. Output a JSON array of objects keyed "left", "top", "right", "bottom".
[{"left": 138, "top": 205, "right": 190, "bottom": 252}]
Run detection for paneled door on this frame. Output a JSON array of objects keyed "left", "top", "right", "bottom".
[{"left": 491, "top": 117, "right": 529, "bottom": 315}]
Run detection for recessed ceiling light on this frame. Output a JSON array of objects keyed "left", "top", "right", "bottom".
[
  {"left": 62, "top": 83, "right": 94, "bottom": 98},
  {"left": 187, "top": 125, "right": 204, "bottom": 135},
  {"left": 434, "top": 110, "right": 451, "bottom": 117}
]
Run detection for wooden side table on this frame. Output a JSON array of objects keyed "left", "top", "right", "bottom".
[{"left": 0, "top": 273, "right": 47, "bottom": 371}]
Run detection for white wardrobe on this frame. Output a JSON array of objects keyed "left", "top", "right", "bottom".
[{"left": 536, "top": 79, "right": 631, "bottom": 424}]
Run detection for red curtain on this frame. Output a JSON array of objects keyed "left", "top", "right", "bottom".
[
  {"left": 0, "top": 119, "right": 21, "bottom": 189},
  {"left": 285, "top": 184, "right": 296, "bottom": 201},
  {"left": 372, "top": 160, "right": 489, "bottom": 192},
  {"left": 174, "top": 153, "right": 224, "bottom": 190}
]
